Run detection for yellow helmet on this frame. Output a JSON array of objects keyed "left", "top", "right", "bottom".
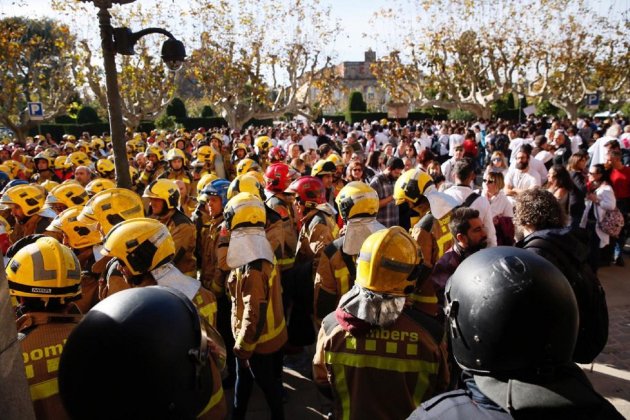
[
  {"left": 55, "top": 156, "right": 71, "bottom": 170},
  {"left": 166, "top": 148, "right": 187, "bottom": 164},
  {"left": 355, "top": 226, "right": 422, "bottom": 296},
  {"left": 85, "top": 178, "right": 116, "bottom": 196},
  {"left": 335, "top": 181, "right": 379, "bottom": 221},
  {"left": 255, "top": 136, "right": 272, "bottom": 153},
  {"left": 4, "top": 160, "right": 27, "bottom": 179},
  {"left": 0, "top": 214, "right": 13, "bottom": 235},
  {"left": 6, "top": 236, "right": 81, "bottom": 299},
  {"left": 0, "top": 164, "right": 12, "bottom": 179},
  {"left": 196, "top": 173, "right": 219, "bottom": 196},
  {"left": 41, "top": 179, "right": 60, "bottom": 193},
  {"left": 195, "top": 145, "right": 215, "bottom": 164},
  {"left": 129, "top": 166, "right": 139, "bottom": 185},
  {"left": 227, "top": 173, "right": 264, "bottom": 200},
  {"left": 101, "top": 218, "right": 175, "bottom": 276},
  {"left": 90, "top": 137, "right": 105, "bottom": 150},
  {"left": 34, "top": 152, "right": 55, "bottom": 167},
  {"left": 142, "top": 179, "right": 179, "bottom": 210},
  {"left": 76, "top": 140, "right": 91, "bottom": 153},
  {"left": 393, "top": 168, "right": 435, "bottom": 206},
  {"left": 236, "top": 158, "right": 261, "bottom": 177},
  {"left": 46, "top": 183, "right": 89, "bottom": 209},
  {"left": 78, "top": 188, "right": 145, "bottom": 235},
  {"left": 145, "top": 145, "right": 164, "bottom": 161},
  {"left": 224, "top": 192, "right": 266, "bottom": 231},
  {"left": 47, "top": 206, "right": 102, "bottom": 249},
  {"left": 311, "top": 159, "right": 336, "bottom": 177},
  {"left": 66, "top": 151, "right": 91, "bottom": 168},
  {"left": 326, "top": 153, "right": 344, "bottom": 167},
  {"left": 96, "top": 158, "right": 115, "bottom": 176},
  {"left": 0, "top": 184, "right": 46, "bottom": 216}
]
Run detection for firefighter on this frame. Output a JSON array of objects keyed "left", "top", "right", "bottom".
[
  {"left": 143, "top": 179, "right": 197, "bottom": 277},
  {"left": 137, "top": 145, "right": 166, "bottom": 191},
  {"left": 31, "top": 152, "right": 60, "bottom": 184},
  {"left": 160, "top": 148, "right": 193, "bottom": 186},
  {"left": 224, "top": 192, "right": 287, "bottom": 420},
  {"left": 95, "top": 158, "right": 115, "bottom": 180},
  {"left": 100, "top": 217, "right": 218, "bottom": 329},
  {"left": 0, "top": 184, "right": 56, "bottom": 243},
  {"left": 313, "top": 181, "right": 385, "bottom": 326},
  {"left": 313, "top": 227, "right": 450, "bottom": 420},
  {"left": 285, "top": 176, "right": 338, "bottom": 350},
  {"left": 6, "top": 236, "right": 83, "bottom": 419},
  {"left": 77, "top": 187, "right": 145, "bottom": 300},
  {"left": 58, "top": 286, "right": 227, "bottom": 420},
  {"left": 46, "top": 206, "right": 103, "bottom": 313},
  {"left": 44, "top": 182, "right": 89, "bottom": 214}
]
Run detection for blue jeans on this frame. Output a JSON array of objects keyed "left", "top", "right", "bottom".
[{"left": 232, "top": 351, "right": 285, "bottom": 420}]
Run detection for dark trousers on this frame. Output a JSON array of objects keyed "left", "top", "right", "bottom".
[{"left": 232, "top": 351, "right": 285, "bottom": 420}]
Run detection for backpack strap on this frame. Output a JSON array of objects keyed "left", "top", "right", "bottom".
[{"left": 461, "top": 192, "right": 480, "bottom": 208}]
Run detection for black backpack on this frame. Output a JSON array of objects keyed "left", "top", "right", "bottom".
[{"left": 524, "top": 236, "right": 609, "bottom": 364}]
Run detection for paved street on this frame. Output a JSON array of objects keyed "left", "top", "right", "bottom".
[{"left": 240, "top": 250, "right": 630, "bottom": 419}]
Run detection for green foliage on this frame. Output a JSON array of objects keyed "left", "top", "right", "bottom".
[
  {"left": 77, "top": 106, "right": 100, "bottom": 124},
  {"left": 200, "top": 105, "right": 215, "bottom": 118},
  {"left": 506, "top": 93, "right": 515, "bottom": 109},
  {"left": 535, "top": 100, "right": 560, "bottom": 116},
  {"left": 619, "top": 102, "right": 630, "bottom": 117},
  {"left": 348, "top": 91, "right": 367, "bottom": 112},
  {"left": 448, "top": 109, "right": 476, "bottom": 121},
  {"left": 155, "top": 114, "right": 177, "bottom": 130},
  {"left": 166, "top": 97, "right": 187, "bottom": 118},
  {"left": 55, "top": 115, "right": 75, "bottom": 124}
]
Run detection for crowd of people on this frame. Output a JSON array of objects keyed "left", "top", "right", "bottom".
[{"left": 1, "top": 113, "right": 629, "bottom": 419}]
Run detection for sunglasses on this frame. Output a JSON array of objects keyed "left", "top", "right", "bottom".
[
  {"left": 491, "top": 157, "right": 502, "bottom": 162},
  {"left": 352, "top": 168, "right": 363, "bottom": 172},
  {"left": 483, "top": 179, "right": 495, "bottom": 184},
  {"left": 588, "top": 172, "right": 600, "bottom": 176}
]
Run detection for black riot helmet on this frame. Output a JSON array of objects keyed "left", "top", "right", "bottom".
[
  {"left": 445, "top": 246, "right": 578, "bottom": 376},
  {"left": 59, "top": 286, "right": 214, "bottom": 420}
]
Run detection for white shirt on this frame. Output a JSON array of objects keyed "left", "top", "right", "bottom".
[
  {"left": 619, "top": 133, "right": 630, "bottom": 149},
  {"left": 414, "top": 136, "right": 432, "bottom": 154},
  {"left": 444, "top": 185, "right": 497, "bottom": 247},
  {"left": 441, "top": 158, "right": 457, "bottom": 184},
  {"left": 505, "top": 167, "right": 540, "bottom": 190},
  {"left": 588, "top": 136, "right": 617, "bottom": 168},
  {"left": 375, "top": 132, "right": 389, "bottom": 148},
  {"left": 580, "top": 183, "right": 616, "bottom": 247},
  {"left": 508, "top": 138, "right": 534, "bottom": 163},
  {"left": 485, "top": 190, "right": 514, "bottom": 219},
  {"left": 509, "top": 157, "right": 546, "bottom": 185},
  {"left": 570, "top": 135, "right": 583, "bottom": 154}
]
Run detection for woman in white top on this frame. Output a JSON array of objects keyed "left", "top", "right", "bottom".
[
  {"left": 484, "top": 151, "right": 509, "bottom": 178},
  {"left": 482, "top": 171, "right": 514, "bottom": 245},
  {"left": 580, "top": 163, "right": 617, "bottom": 273}
]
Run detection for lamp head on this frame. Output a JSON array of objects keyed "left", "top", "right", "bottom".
[{"left": 161, "top": 38, "right": 186, "bottom": 71}]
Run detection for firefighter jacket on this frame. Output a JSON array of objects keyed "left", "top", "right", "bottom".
[
  {"left": 295, "top": 209, "right": 338, "bottom": 278},
  {"left": 159, "top": 168, "right": 193, "bottom": 185},
  {"left": 313, "top": 307, "right": 450, "bottom": 420},
  {"left": 137, "top": 162, "right": 166, "bottom": 191},
  {"left": 265, "top": 204, "right": 288, "bottom": 270},
  {"left": 199, "top": 214, "right": 226, "bottom": 294},
  {"left": 17, "top": 311, "right": 83, "bottom": 420},
  {"left": 30, "top": 169, "right": 61, "bottom": 184},
  {"left": 314, "top": 237, "right": 355, "bottom": 327},
  {"left": 10, "top": 214, "right": 53, "bottom": 243},
  {"left": 197, "top": 355, "right": 227, "bottom": 420},
  {"left": 266, "top": 194, "right": 298, "bottom": 271},
  {"left": 227, "top": 258, "right": 287, "bottom": 359},
  {"left": 410, "top": 211, "right": 454, "bottom": 270},
  {"left": 154, "top": 209, "right": 197, "bottom": 277}
]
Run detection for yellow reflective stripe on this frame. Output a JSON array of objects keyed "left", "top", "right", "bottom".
[
  {"left": 277, "top": 257, "right": 295, "bottom": 266},
  {"left": 413, "top": 370, "right": 430, "bottom": 407},
  {"left": 197, "top": 385, "right": 224, "bottom": 417},
  {"left": 325, "top": 351, "right": 439, "bottom": 374},
  {"left": 210, "top": 282, "right": 224, "bottom": 295},
  {"left": 198, "top": 301, "right": 217, "bottom": 326},
  {"left": 258, "top": 264, "right": 286, "bottom": 344},
  {"left": 331, "top": 364, "right": 351, "bottom": 420},
  {"left": 236, "top": 335, "right": 256, "bottom": 351},
  {"left": 409, "top": 294, "right": 438, "bottom": 304},
  {"left": 334, "top": 267, "right": 350, "bottom": 295},
  {"left": 30, "top": 378, "right": 58, "bottom": 401},
  {"left": 436, "top": 232, "right": 453, "bottom": 257}
]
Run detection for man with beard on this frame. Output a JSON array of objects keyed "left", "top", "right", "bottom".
[
  {"left": 504, "top": 149, "right": 541, "bottom": 198},
  {"left": 369, "top": 157, "right": 405, "bottom": 227},
  {"left": 429, "top": 207, "right": 488, "bottom": 307}
]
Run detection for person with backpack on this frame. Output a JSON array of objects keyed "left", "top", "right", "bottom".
[{"left": 514, "top": 188, "right": 609, "bottom": 364}]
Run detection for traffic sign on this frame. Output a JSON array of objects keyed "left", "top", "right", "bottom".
[
  {"left": 27, "top": 102, "right": 44, "bottom": 121},
  {"left": 585, "top": 92, "right": 600, "bottom": 108}
]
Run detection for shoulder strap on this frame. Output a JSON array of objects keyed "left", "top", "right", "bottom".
[
  {"left": 337, "top": 238, "right": 357, "bottom": 280},
  {"left": 462, "top": 192, "right": 480, "bottom": 208},
  {"left": 403, "top": 307, "right": 445, "bottom": 344}
]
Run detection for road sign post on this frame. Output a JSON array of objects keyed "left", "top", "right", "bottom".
[{"left": 27, "top": 102, "right": 44, "bottom": 121}]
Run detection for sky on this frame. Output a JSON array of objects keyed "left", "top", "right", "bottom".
[{"left": 1, "top": 0, "right": 628, "bottom": 63}]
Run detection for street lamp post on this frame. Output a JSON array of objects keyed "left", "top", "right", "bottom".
[{"left": 83, "top": 0, "right": 185, "bottom": 189}]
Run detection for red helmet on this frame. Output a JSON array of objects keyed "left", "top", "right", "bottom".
[
  {"left": 264, "top": 163, "right": 298, "bottom": 193},
  {"left": 268, "top": 146, "right": 287, "bottom": 163},
  {"left": 286, "top": 176, "right": 326, "bottom": 208}
]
